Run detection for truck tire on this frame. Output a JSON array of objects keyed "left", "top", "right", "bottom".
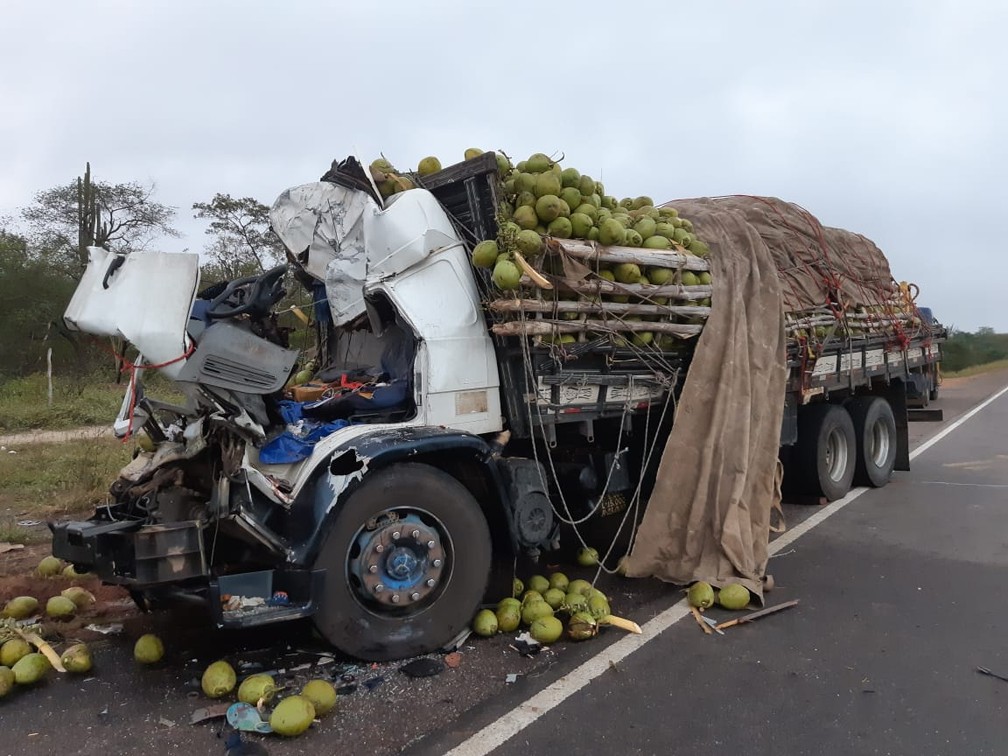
[
  {"left": 312, "top": 463, "right": 491, "bottom": 661},
  {"left": 846, "top": 396, "right": 897, "bottom": 488},
  {"left": 928, "top": 378, "right": 939, "bottom": 402},
  {"left": 796, "top": 403, "right": 855, "bottom": 501}
]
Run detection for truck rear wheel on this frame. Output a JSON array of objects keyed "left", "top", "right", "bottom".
[
  {"left": 846, "top": 396, "right": 897, "bottom": 488},
  {"left": 796, "top": 403, "right": 855, "bottom": 501},
  {"left": 312, "top": 463, "right": 491, "bottom": 661}
]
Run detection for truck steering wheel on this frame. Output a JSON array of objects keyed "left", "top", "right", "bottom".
[{"left": 205, "top": 264, "right": 289, "bottom": 319}]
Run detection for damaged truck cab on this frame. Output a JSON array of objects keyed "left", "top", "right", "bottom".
[{"left": 52, "top": 161, "right": 565, "bottom": 661}]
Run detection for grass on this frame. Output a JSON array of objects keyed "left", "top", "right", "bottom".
[
  {"left": 0, "top": 371, "right": 184, "bottom": 433},
  {"left": 943, "top": 359, "right": 1008, "bottom": 379},
  {"left": 0, "top": 435, "right": 133, "bottom": 519},
  {"left": 0, "top": 519, "right": 46, "bottom": 544}
]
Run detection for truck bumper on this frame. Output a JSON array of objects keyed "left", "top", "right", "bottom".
[
  {"left": 51, "top": 518, "right": 209, "bottom": 585},
  {"left": 51, "top": 518, "right": 325, "bottom": 629}
]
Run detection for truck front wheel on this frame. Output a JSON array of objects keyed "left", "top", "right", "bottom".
[
  {"left": 796, "top": 403, "right": 856, "bottom": 501},
  {"left": 312, "top": 463, "right": 491, "bottom": 661},
  {"left": 846, "top": 396, "right": 897, "bottom": 488}
]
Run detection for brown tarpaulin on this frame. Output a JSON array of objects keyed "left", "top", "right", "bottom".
[{"left": 625, "top": 196, "right": 911, "bottom": 600}]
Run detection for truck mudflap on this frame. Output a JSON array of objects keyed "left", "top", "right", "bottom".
[{"left": 51, "top": 518, "right": 209, "bottom": 586}]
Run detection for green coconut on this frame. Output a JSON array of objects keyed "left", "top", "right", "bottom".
[
  {"left": 568, "top": 579, "right": 593, "bottom": 596},
  {"left": 472, "top": 609, "right": 499, "bottom": 637},
  {"left": 560, "top": 186, "right": 582, "bottom": 211},
  {"left": 548, "top": 572, "right": 569, "bottom": 592},
  {"left": 60, "top": 586, "right": 96, "bottom": 609},
  {"left": 560, "top": 167, "right": 581, "bottom": 188},
  {"left": 643, "top": 235, "right": 672, "bottom": 250},
  {"left": 12, "top": 653, "right": 49, "bottom": 685},
  {"left": 647, "top": 267, "right": 674, "bottom": 285},
  {"left": 60, "top": 643, "right": 92, "bottom": 674},
  {"left": 567, "top": 611, "right": 598, "bottom": 641},
  {"left": 201, "top": 660, "right": 237, "bottom": 698},
  {"left": 45, "top": 595, "right": 76, "bottom": 619},
  {"left": 569, "top": 213, "right": 594, "bottom": 239},
  {"left": 598, "top": 218, "right": 625, "bottom": 246},
  {"left": 525, "top": 153, "right": 553, "bottom": 173},
  {"left": 530, "top": 615, "right": 564, "bottom": 644},
  {"left": 534, "top": 172, "right": 562, "bottom": 198},
  {"left": 535, "top": 195, "right": 564, "bottom": 224},
  {"left": 515, "top": 229, "right": 543, "bottom": 257},
  {"left": 492, "top": 259, "right": 521, "bottom": 291},
  {"left": 0, "top": 666, "right": 13, "bottom": 698},
  {"left": 563, "top": 592, "right": 588, "bottom": 614},
  {"left": 687, "top": 581, "right": 715, "bottom": 609},
  {"left": 513, "top": 205, "right": 538, "bottom": 230},
  {"left": 471, "top": 240, "right": 499, "bottom": 268},
  {"left": 133, "top": 634, "right": 164, "bottom": 664},
  {"left": 512, "top": 578, "right": 524, "bottom": 598},
  {"left": 269, "top": 695, "right": 316, "bottom": 737},
  {"left": 417, "top": 156, "right": 442, "bottom": 175},
  {"left": 587, "top": 594, "right": 611, "bottom": 621},
  {"left": 36, "top": 556, "right": 62, "bottom": 577},
  {"left": 698, "top": 271, "right": 713, "bottom": 285},
  {"left": 613, "top": 264, "right": 640, "bottom": 285},
  {"left": 547, "top": 217, "right": 573, "bottom": 238},
  {"left": 514, "top": 172, "right": 537, "bottom": 194},
  {"left": 301, "top": 679, "right": 338, "bottom": 716},
  {"left": 681, "top": 271, "right": 699, "bottom": 287},
  {"left": 543, "top": 588, "right": 566, "bottom": 610},
  {"left": 718, "top": 583, "right": 751, "bottom": 610},
  {"left": 521, "top": 590, "right": 543, "bottom": 605},
  {"left": 496, "top": 604, "right": 521, "bottom": 632},
  {"left": 1, "top": 639, "right": 31, "bottom": 668},
  {"left": 578, "top": 176, "right": 597, "bottom": 196},
  {"left": 521, "top": 601, "right": 554, "bottom": 627},
  {"left": 238, "top": 673, "right": 277, "bottom": 705},
  {"left": 624, "top": 229, "right": 643, "bottom": 247},
  {"left": 464, "top": 147, "right": 484, "bottom": 160}
]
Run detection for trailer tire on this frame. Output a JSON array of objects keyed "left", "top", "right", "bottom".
[
  {"left": 928, "top": 378, "right": 939, "bottom": 402},
  {"left": 312, "top": 463, "right": 491, "bottom": 662},
  {"left": 796, "top": 403, "right": 856, "bottom": 501},
  {"left": 846, "top": 396, "right": 897, "bottom": 488}
]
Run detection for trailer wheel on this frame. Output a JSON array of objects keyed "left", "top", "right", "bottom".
[
  {"left": 928, "top": 378, "right": 939, "bottom": 402},
  {"left": 796, "top": 403, "right": 855, "bottom": 501},
  {"left": 312, "top": 463, "right": 491, "bottom": 662},
  {"left": 846, "top": 396, "right": 897, "bottom": 488}
]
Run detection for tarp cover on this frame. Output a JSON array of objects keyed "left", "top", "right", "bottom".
[{"left": 625, "top": 196, "right": 911, "bottom": 600}]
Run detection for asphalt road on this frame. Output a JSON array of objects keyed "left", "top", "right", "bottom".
[
  {"left": 2, "top": 368, "right": 1006, "bottom": 755},
  {"left": 417, "top": 370, "right": 1008, "bottom": 755}
]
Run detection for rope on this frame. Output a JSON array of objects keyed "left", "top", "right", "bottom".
[{"left": 92, "top": 337, "right": 196, "bottom": 442}]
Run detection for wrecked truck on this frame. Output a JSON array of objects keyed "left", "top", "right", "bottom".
[{"left": 51, "top": 153, "right": 943, "bottom": 661}]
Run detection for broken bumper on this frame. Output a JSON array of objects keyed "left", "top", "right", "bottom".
[{"left": 51, "top": 518, "right": 324, "bottom": 628}]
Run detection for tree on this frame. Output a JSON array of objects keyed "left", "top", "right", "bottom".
[
  {"left": 193, "top": 194, "right": 286, "bottom": 283},
  {"left": 21, "top": 164, "right": 179, "bottom": 278}
]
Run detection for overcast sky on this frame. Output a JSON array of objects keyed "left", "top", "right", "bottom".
[{"left": 2, "top": 0, "right": 1005, "bottom": 330}]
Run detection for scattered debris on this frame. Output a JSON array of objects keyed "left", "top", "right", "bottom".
[
  {"left": 444, "top": 652, "right": 462, "bottom": 669},
  {"left": 0, "top": 543, "right": 24, "bottom": 554},
  {"left": 400, "top": 657, "right": 444, "bottom": 678},
  {"left": 690, "top": 606, "right": 713, "bottom": 635},
  {"left": 227, "top": 702, "right": 273, "bottom": 733},
  {"left": 362, "top": 676, "right": 385, "bottom": 691},
  {"left": 715, "top": 600, "right": 800, "bottom": 631},
  {"left": 440, "top": 627, "right": 472, "bottom": 652},
  {"left": 159, "top": 717, "right": 176, "bottom": 728},
  {"left": 190, "top": 703, "right": 231, "bottom": 725},
  {"left": 510, "top": 632, "right": 542, "bottom": 657},
  {"left": 224, "top": 730, "right": 270, "bottom": 756},
  {"left": 84, "top": 623, "right": 124, "bottom": 635},
  {"left": 505, "top": 673, "right": 519, "bottom": 684},
  {"left": 977, "top": 666, "right": 1008, "bottom": 683}
]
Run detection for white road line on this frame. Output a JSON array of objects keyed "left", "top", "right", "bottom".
[{"left": 446, "top": 383, "right": 1008, "bottom": 756}]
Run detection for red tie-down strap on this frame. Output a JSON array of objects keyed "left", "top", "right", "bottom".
[{"left": 93, "top": 337, "right": 197, "bottom": 442}]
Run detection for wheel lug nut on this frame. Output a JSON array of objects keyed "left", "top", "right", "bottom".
[
  {"left": 391, "top": 594, "right": 400, "bottom": 603},
  {"left": 375, "top": 544, "right": 384, "bottom": 553},
  {"left": 410, "top": 592, "right": 420, "bottom": 601},
  {"left": 368, "top": 564, "right": 378, "bottom": 573},
  {"left": 412, "top": 529, "right": 420, "bottom": 539},
  {"left": 392, "top": 531, "right": 401, "bottom": 540},
  {"left": 374, "top": 584, "right": 384, "bottom": 593},
  {"left": 426, "top": 578, "right": 436, "bottom": 587},
  {"left": 432, "top": 559, "right": 442, "bottom": 568},
  {"left": 427, "top": 540, "right": 435, "bottom": 548}
]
